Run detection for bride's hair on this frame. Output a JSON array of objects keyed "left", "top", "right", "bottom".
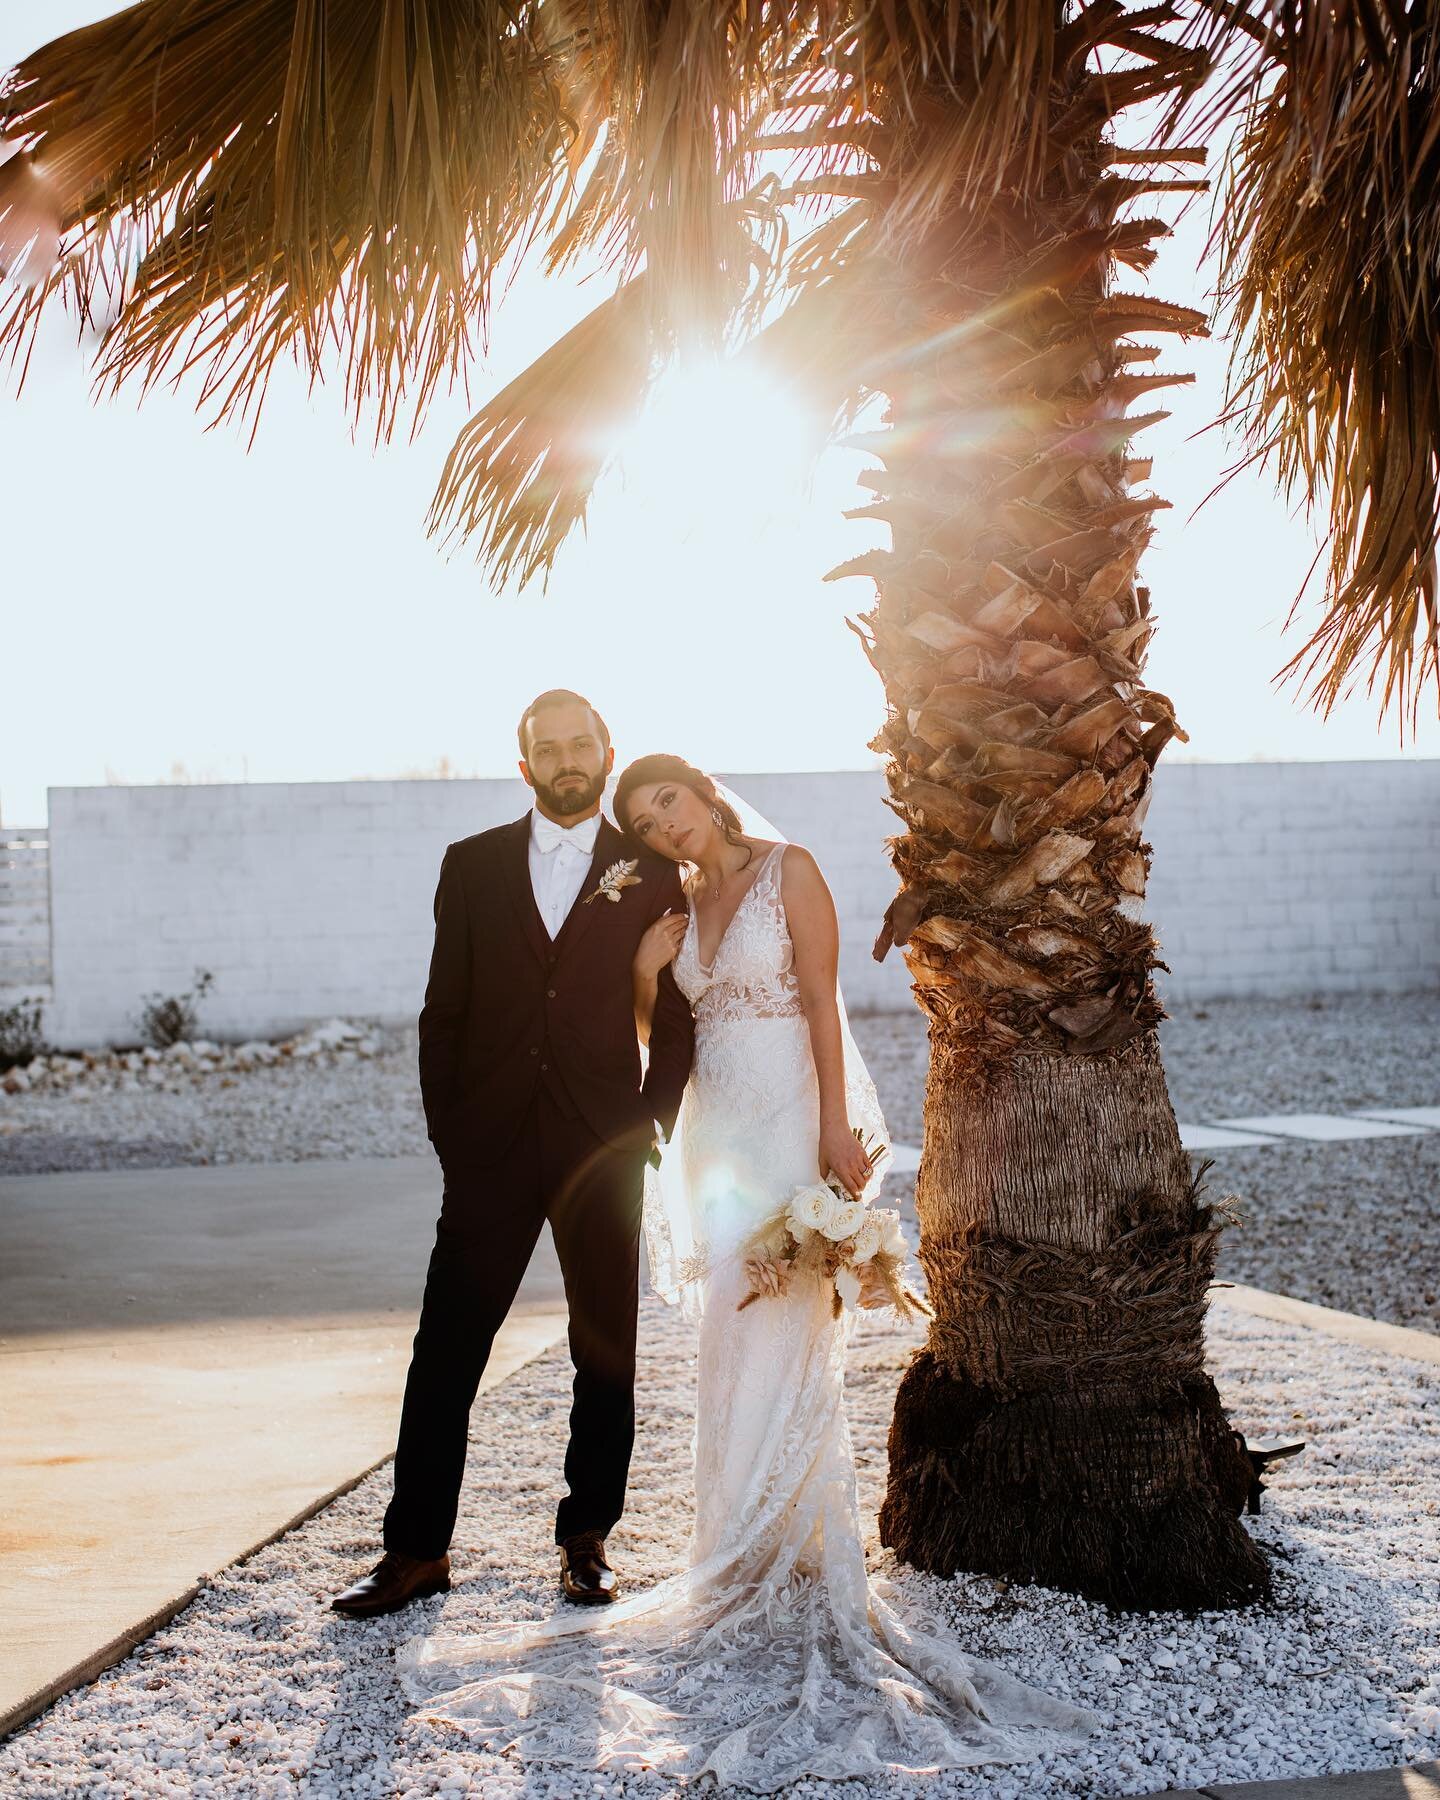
[{"left": 613, "top": 754, "right": 748, "bottom": 855}]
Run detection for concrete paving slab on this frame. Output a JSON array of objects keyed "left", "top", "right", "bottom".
[
  {"left": 0, "top": 1156, "right": 570, "bottom": 1737},
  {"left": 1352, "top": 1106, "right": 1440, "bottom": 1131},
  {"left": 1211, "top": 1284, "right": 1440, "bottom": 1366},
  {"left": 1211, "top": 1112, "right": 1427, "bottom": 1142},
  {"left": 1181, "top": 1123, "right": 1286, "bottom": 1150},
  {"left": 1142, "top": 1759, "right": 1440, "bottom": 1798},
  {"left": 1207, "top": 1767, "right": 1440, "bottom": 1799}
]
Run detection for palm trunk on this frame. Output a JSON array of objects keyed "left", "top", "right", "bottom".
[{"left": 853, "top": 11, "right": 1270, "bottom": 1608}]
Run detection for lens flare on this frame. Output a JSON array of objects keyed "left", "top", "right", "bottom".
[{"left": 614, "top": 359, "right": 813, "bottom": 540}]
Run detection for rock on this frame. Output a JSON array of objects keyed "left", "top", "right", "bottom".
[{"left": 304, "top": 1018, "right": 364, "bottom": 1049}]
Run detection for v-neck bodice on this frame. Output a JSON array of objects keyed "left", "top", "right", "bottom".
[{"left": 674, "top": 844, "right": 802, "bottom": 1021}]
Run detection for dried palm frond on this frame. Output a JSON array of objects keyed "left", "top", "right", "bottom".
[
  {"left": 0, "top": 0, "right": 582, "bottom": 433},
  {"left": 428, "top": 275, "right": 652, "bottom": 588},
  {"left": 1186, "top": 0, "right": 1440, "bottom": 725}
]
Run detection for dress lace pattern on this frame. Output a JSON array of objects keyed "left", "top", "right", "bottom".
[{"left": 397, "top": 843, "right": 1094, "bottom": 1788}]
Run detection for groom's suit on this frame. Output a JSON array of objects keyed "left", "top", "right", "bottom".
[{"left": 384, "top": 811, "right": 694, "bottom": 1561}]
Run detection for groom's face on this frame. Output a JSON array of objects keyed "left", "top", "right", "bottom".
[{"left": 520, "top": 700, "right": 613, "bottom": 821}]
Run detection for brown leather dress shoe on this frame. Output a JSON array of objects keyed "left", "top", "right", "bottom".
[
  {"left": 330, "top": 1550, "right": 451, "bottom": 1619},
  {"left": 559, "top": 1532, "right": 617, "bottom": 1605}
]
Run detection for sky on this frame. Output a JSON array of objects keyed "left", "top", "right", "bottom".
[{"left": 2, "top": 8, "right": 1437, "bottom": 828}]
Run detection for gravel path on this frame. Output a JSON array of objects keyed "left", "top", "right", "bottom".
[
  {"left": 0, "top": 1034, "right": 430, "bottom": 1174},
  {"left": 2, "top": 1294, "right": 1436, "bottom": 1799},
  {"left": 3, "top": 996, "right": 1435, "bottom": 1331},
  {"left": 1155, "top": 991, "right": 1439, "bottom": 1122}
]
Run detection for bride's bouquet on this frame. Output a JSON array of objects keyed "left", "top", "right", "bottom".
[{"left": 736, "top": 1133, "right": 930, "bottom": 1321}]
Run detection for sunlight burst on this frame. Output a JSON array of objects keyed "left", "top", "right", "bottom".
[{"left": 613, "top": 359, "right": 815, "bottom": 541}]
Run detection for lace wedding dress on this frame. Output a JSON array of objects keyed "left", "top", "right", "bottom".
[{"left": 398, "top": 843, "right": 1093, "bottom": 1787}]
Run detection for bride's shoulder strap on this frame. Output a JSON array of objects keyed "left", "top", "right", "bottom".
[{"left": 757, "top": 839, "right": 789, "bottom": 892}]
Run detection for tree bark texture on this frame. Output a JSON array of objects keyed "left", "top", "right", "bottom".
[
  {"left": 848, "top": 8, "right": 1270, "bottom": 1607},
  {"left": 879, "top": 1036, "right": 1267, "bottom": 1607}
]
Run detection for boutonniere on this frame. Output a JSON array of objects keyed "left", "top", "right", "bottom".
[{"left": 584, "top": 858, "right": 643, "bottom": 905}]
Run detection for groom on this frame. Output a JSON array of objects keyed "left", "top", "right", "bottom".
[{"left": 332, "top": 690, "right": 694, "bottom": 1618}]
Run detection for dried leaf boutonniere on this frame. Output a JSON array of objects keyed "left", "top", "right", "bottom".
[{"left": 584, "top": 858, "right": 643, "bottom": 905}]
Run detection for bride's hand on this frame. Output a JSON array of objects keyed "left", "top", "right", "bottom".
[
  {"left": 634, "top": 910, "right": 687, "bottom": 980},
  {"left": 857, "top": 1261, "right": 892, "bottom": 1310},
  {"left": 820, "top": 1120, "right": 872, "bottom": 1199}
]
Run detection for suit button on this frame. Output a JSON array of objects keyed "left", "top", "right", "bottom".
[
  {"left": 547, "top": 988, "right": 557, "bottom": 999},
  {"left": 529, "top": 1046, "right": 540, "bottom": 1057},
  {"left": 540, "top": 1063, "right": 549, "bottom": 1072}
]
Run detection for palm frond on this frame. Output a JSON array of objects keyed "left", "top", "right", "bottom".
[
  {"left": 1, "top": 0, "right": 580, "bottom": 434},
  {"left": 1189, "top": 0, "right": 1440, "bottom": 722},
  {"left": 564, "top": 1, "right": 826, "bottom": 345},
  {"left": 738, "top": 232, "right": 883, "bottom": 452},
  {"left": 428, "top": 275, "right": 652, "bottom": 588}
]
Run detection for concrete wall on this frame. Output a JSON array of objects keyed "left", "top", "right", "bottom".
[
  {"left": 45, "top": 760, "right": 1440, "bottom": 1046},
  {"left": 1144, "top": 759, "right": 1440, "bottom": 1000}
]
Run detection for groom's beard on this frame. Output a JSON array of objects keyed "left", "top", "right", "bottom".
[{"left": 532, "top": 767, "right": 607, "bottom": 817}]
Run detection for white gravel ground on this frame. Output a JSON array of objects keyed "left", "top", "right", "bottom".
[
  {"left": 0, "top": 1025, "right": 425, "bottom": 1172},
  {"left": 2, "top": 1294, "right": 1436, "bottom": 1799}
]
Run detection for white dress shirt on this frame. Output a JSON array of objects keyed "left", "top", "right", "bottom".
[{"left": 528, "top": 809, "right": 602, "bottom": 940}]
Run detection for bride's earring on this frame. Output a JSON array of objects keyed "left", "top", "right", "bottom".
[{"left": 710, "top": 808, "right": 723, "bottom": 826}]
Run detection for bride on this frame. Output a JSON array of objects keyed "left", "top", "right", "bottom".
[{"left": 398, "top": 756, "right": 1093, "bottom": 1787}]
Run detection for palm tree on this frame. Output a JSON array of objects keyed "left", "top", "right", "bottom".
[{"left": 2, "top": 0, "right": 1435, "bottom": 1609}]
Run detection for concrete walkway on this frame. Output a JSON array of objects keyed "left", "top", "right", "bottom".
[
  {"left": 1147, "top": 1760, "right": 1439, "bottom": 1798},
  {"left": 0, "top": 1155, "right": 568, "bottom": 1737}
]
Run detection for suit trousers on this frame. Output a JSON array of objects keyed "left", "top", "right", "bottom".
[{"left": 383, "top": 1087, "right": 647, "bottom": 1560}]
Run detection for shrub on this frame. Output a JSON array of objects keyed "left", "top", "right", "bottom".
[
  {"left": 0, "top": 996, "right": 47, "bottom": 1072},
  {"left": 137, "top": 969, "right": 215, "bottom": 1049}
]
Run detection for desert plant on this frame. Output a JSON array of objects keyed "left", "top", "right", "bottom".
[
  {"left": 137, "top": 968, "right": 215, "bottom": 1050},
  {"left": 0, "top": 995, "right": 47, "bottom": 1072}
]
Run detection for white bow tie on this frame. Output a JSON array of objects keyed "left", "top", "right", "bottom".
[{"left": 534, "top": 815, "right": 598, "bottom": 857}]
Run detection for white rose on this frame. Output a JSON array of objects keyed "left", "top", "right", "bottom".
[
  {"left": 821, "top": 1196, "right": 867, "bottom": 1243},
  {"left": 834, "top": 1264, "right": 862, "bottom": 1311},
  {"left": 875, "top": 1208, "right": 906, "bottom": 1258},
  {"left": 788, "top": 1182, "right": 838, "bottom": 1238},
  {"left": 851, "top": 1214, "right": 883, "bottom": 1261}
]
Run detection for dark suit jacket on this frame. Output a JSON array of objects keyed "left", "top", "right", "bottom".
[{"left": 418, "top": 812, "right": 694, "bottom": 1160}]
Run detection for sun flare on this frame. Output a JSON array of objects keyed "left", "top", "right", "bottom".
[{"left": 612, "top": 359, "right": 816, "bottom": 542}]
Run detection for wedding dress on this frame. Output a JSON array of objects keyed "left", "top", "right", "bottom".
[{"left": 398, "top": 841, "right": 1093, "bottom": 1787}]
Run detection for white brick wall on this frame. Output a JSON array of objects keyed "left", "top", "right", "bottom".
[
  {"left": 1144, "top": 760, "right": 1440, "bottom": 999},
  {"left": 44, "top": 761, "right": 1440, "bottom": 1046}
]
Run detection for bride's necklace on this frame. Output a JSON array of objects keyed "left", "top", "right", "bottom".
[{"left": 703, "top": 844, "right": 754, "bottom": 901}]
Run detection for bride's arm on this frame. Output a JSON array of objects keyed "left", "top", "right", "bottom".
[
  {"left": 781, "top": 847, "right": 873, "bottom": 1199},
  {"left": 632, "top": 909, "right": 687, "bottom": 1045}
]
